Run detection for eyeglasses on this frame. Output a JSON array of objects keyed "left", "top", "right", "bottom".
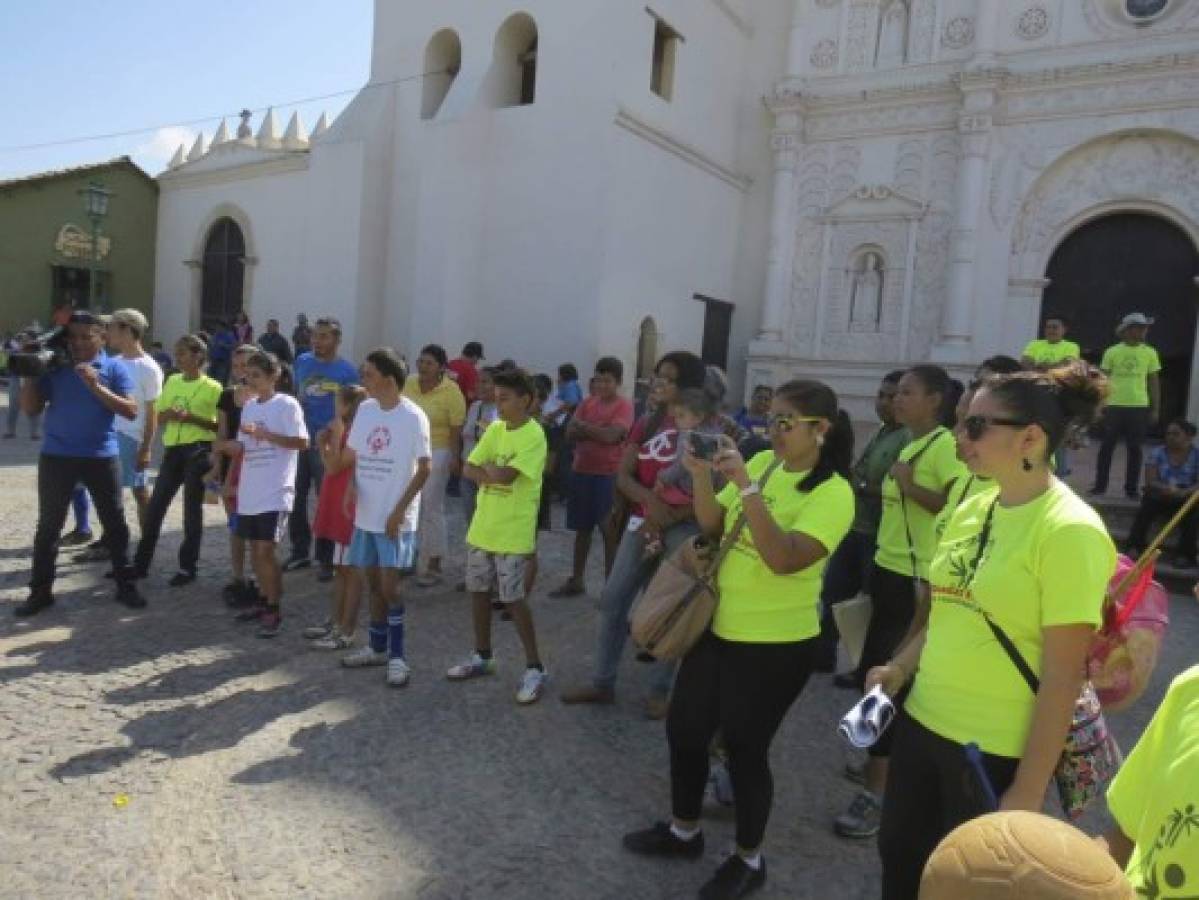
[
  {"left": 961, "top": 415, "right": 1030, "bottom": 441},
  {"left": 768, "top": 413, "right": 823, "bottom": 433}
]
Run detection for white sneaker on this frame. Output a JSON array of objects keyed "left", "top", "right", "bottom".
[
  {"left": 386, "top": 657, "right": 411, "bottom": 688},
  {"left": 302, "top": 620, "right": 333, "bottom": 640},
  {"left": 516, "top": 667, "right": 547, "bottom": 705},
  {"left": 341, "top": 646, "right": 387, "bottom": 668},
  {"left": 447, "top": 653, "right": 496, "bottom": 681},
  {"left": 311, "top": 631, "right": 353, "bottom": 651}
]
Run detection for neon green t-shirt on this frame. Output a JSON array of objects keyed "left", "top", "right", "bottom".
[
  {"left": 158, "top": 373, "right": 221, "bottom": 447},
  {"left": 1107, "top": 665, "right": 1199, "bottom": 896},
  {"left": 712, "top": 451, "right": 854, "bottom": 643},
  {"left": 934, "top": 473, "right": 995, "bottom": 542},
  {"left": 1100, "top": 343, "right": 1161, "bottom": 408},
  {"left": 907, "top": 481, "right": 1115, "bottom": 757},
  {"left": 874, "top": 428, "right": 964, "bottom": 580},
  {"left": 466, "top": 419, "right": 546, "bottom": 555},
  {"left": 1022, "top": 339, "right": 1081, "bottom": 366}
]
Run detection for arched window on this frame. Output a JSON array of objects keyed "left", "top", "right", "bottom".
[
  {"left": 201, "top": 217, "right": 245, "bottom": 331},
  {"left": 485, "top": 13, "right": 538, "bottom": 108},
  {"left": 422, "top": 28, "right": 462, "bottom": 120}
]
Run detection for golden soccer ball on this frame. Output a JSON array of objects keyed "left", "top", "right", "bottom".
[{"left": 920, "top": 811, "right": 1132, "bottom": 899}]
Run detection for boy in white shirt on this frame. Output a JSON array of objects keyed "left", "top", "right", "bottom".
[{"left": 106, "top": 309, "right": 163, "bottom": 529}]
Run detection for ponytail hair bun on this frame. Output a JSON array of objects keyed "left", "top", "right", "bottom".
[{"left": 981, "top": 360, "right": 1109, "bottom": 457}]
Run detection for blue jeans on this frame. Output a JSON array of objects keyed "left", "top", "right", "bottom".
[{"left": 592, "top": 519, "right": 698, "bottom": 698}]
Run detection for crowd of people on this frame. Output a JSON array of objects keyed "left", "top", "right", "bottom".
[{"left": 3, "top": 305, "right": 1194, "bottom": 899}]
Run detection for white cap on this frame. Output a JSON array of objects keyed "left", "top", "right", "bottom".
[{"left": 1117, "top": 312, "right": 1154, "bottom": 333}]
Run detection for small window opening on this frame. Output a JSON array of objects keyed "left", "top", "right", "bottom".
[{"left": 649, "top": 12, "right": 680, "bottom": 100}]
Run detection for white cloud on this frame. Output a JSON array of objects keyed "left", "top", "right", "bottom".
[{"left": 133, "top": 126, "right": 197, "bottom": 174}]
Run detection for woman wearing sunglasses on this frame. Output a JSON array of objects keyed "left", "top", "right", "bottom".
[
  {"left": 836, "top": 365, "right": 963, "bottom": 839},
  {"left": 622, "top": 380, "right": 855, "bottom": 899},
  {"left": 870, "top": 362, "right": 1114, "bottom": 899}
]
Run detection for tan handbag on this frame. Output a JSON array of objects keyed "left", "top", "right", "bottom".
[{"left": 629, "top": 460, "right": 783, "bottom": 660}]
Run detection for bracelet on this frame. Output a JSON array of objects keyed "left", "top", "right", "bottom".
[{"left": 739, "top": 482, "right": 761, "bottom": 499}]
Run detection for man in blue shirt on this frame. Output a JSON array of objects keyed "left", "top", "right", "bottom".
[
  {"left": 287, "top": 316, "right": 359, "bottom": 578},
  {"left": 16, "top": 312, "right": 144, "bottom": 616}
]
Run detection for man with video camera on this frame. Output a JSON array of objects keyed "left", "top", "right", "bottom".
[{"left": 15, "top": 311, "right": 145, "bottom": 616}]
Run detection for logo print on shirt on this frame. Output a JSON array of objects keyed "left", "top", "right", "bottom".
[
  {"left": 367, "top": 426, "right": 392, "bottom": 455},
  {"left": 640, "top": 429, "right": 678, "bottom": 463}
]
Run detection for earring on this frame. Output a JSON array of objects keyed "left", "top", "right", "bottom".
[{"left": 1022, "top": 457, "right": 1033, "bottom": 472}]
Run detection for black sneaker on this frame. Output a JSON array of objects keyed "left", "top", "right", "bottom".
[
  {"left": 115, "top": 582, "right": 146, "bottom": 609},
  {"left": 621, "top": 822, "right": 705, "bottom": 859},
  {"left": 226, "top": 582, "right": 260, "bottom": 609},
  {"left": 699, "top": 854, "right": 766, "bottom": 900},
  {"left": 282, "top": 554, "right": 312, "bottom": 572},
  {"left": 168, "top": 570, "right": 197, "bottom": 587},
  {"left": 58, "top": 529, "right": 93, "bottom": 548},
  {"left": 14, "top": 591, "right": 54, "bottom": 617}
]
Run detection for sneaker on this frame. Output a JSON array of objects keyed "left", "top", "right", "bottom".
[
  {"left": 834, "top": 790, "right": 882, "bottom": 839},
  {"left": 342, "top": 645, "right": 388, "bottom": 668},
  {"left": 621, "top": 821, "right": 705, "bottom": 859},
  {"left": 516, "top": 667, "right": 547, "bottom": 704},
  {"left": 226, "top": 582, "right": 260, "bottom": 609},
  {"left": 560, "top": 684, "right": 615, "bottom": 705},
  {"left": 386, "top": 657, "right": 411, "bottom": 687},
  {"left": 168, "top": 570, "right": 197, "bottom": 587},
  {"left": 699, "top": 854, "right": 767, "bottom": 900},
  {"left": 311, "top": 631, "right": 354, "bottom": 651},
  {"left": 843, "top": 758, "right": 867, "bottom": 786},
  {"left": 13, "top": 591, "right": 54, "bottom": 618},
  {"left": 115, "top": 581, "right": 146, "bottom": 610},
  {"left": 256, "top": 610, "right": 283, "bottom": 638},
  {"left": 447, "top": 652, "right": 496, "bottom": 681},
  {"left": 708, "top": 760, "right": 735, "bottom": 807},
  {"left": 282, "top": 554, "right": 311, "bottom": 572},
  {"left": 74, "top": 542, "right": 110, "bottom": 562},
  {"left": 59, "top": 529, "right": 93, "bottom": 548},
  {"left": 302, "top": 620, "right": 334, "bottom": 640}
]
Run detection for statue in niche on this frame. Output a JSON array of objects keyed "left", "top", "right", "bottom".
[
  {"left": 876, "top": 1, "right": 909, "bottom": 67},
  {"left": 850, "top": 252, "right": 885, "bottom": 331}
]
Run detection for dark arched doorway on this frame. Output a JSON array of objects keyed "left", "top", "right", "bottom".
[
  {"left": 1042, "top": 213, "right": 1199, "bottom": 425},
  {"left": 201, "top": 217, "right": 246, "bottom": 332}
]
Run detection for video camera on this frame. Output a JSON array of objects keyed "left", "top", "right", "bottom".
[{"left": 7, "top": 327, "right": 71, "bottom": 377}]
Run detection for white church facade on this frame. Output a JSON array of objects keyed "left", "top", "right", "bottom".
[{"left": 153, "top": 0, "right": 1199, "bottom": 419}]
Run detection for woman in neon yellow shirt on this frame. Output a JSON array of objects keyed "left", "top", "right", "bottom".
[
  {"left": 870, "top": 362, "right": 1113, "bottom": 899},
  {"left": 622, "top": 380, "right": 855, "bottom": 899},
  {"left": 836, "top": 365, "right": 963, "bottom": 840}
]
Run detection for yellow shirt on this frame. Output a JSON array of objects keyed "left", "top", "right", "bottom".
[
  {"left": 1022, "top": 339, "right": 1081, "bottom": 366},
  {"left": 1100, "top": 343, "right": 1161, "bottom": 408},
  {"left": 158, "top": 373, "right": 221, "bottom": 447},
  {"left": 874, "top": 428, "right": 964, "bottom": 580},
  {"left": 934, "top": 474, "right": 995, "bottom": 542},
  {"left": 907, "top": 481, "right": 1115, "bottom": 757},
  {"left": 1107, "top": 665, "right": 1199, "bottom": 896},
  {"left": 713, "top": 452, "right": 854, "bottom": 643},
  {"left": 466, "top": 419, "right": 546, "bottom": 555},
  {"left": 403, "top": 377, "right": 466, "bottom": 450}
]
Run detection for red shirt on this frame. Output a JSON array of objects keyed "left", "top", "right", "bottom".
[
  {"left": 313, "top": 434, "right": 355, "bottom": 546},
  {"left": 628, "top": 414, "right": 678, "bottom": 515},
  {"left": 573, "top": 395, "right": 635, "bottom": 475},
  {"left": 447, "top": 358, "right": 479, "bottom": 404}
]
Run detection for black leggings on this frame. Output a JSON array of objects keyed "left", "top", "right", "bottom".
[
  {"left": 135, "top": 442, "right": 211, "bottom": 574},
  {"left": 859, "top": 565, "right": 917, "bottom": 758},
  {"left": 878, "top": 713, "right": 1019, "bottom": 900},
  {"left": 667, "top": 631, "right": 817, "bottom": 850}
]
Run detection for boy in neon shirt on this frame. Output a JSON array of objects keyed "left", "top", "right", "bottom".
[
  {"left": 448, "top": 369, "right": 549, "bottom": 704},
  {"left": 1020, "top": 315, "right": 1080, "bottom": 368},
  {"left": 1092, "top": 312, "right": 1161, "bottom": 498}
]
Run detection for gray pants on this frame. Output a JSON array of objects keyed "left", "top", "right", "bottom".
[{"left": 592, "top": 519, "right": 699, "bottom": 698}]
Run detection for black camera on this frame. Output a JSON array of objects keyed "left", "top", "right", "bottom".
[
  {"left": 7, "top": 328, "right": 70, "bottom": 377},
  {"left": 689, "top": 431, "right": 723, "bottom": 461}
]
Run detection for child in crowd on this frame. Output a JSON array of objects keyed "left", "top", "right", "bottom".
[
  {"left": 460, "top": 366, "right": 499, "bottom": 528},
  {"left": 233, "top": 352, "right": 309, "bottom": 637},
  {"left": 449, "top": 369, "right": 549, "bottom": 704},
  {"left": 305, "top": 384, "right": 369, "bottom": 649},
  {"left": 209, "top": 345, "right": 256, "bottom": 607},
  {"left": 339, "top": 349, "right": 432, "bottom": 687}
]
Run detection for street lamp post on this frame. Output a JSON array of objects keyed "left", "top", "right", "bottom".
[{"left": 79, "top": 181, "right": 112, "bottom": 311}]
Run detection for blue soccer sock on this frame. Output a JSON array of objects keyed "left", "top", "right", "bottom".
[
  {"left": 368, "top": 621, "right": 387, "bottom": 654},
  {"left": 387, "top": 606, "right": 406, "bottom": 660}
]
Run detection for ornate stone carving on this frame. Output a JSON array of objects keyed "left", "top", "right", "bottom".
[
  {"left": 848, "top": 250, "right": 886, "bottom": 332},
  {"left": 876, "top": 1, "right": 909, "bottom": 68},
  {"left": 810, "top": 39, "right": 839, "bottom": 69},
  {"left": 1015, "top": 6, "right": 1051, "bottom": 40},
  {"left": 1001, "top": 70, "right": 1199, "bottom": 122},
  {"left": 942, "top": 16, "right": 975, "bottom": 50},
  {"left": 804, "top": 100, "right": 959, "bottom": 140},
  {"left": 845, "top": 0, "right": 883, "bottom": 71},
  {"left": 908, "top": 0, "right": 937, "bottom": 62},
  {"left": 894, "top": 138, "right": 926, "bottom": 196}
]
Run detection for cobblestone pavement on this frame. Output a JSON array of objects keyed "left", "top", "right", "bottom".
[{"left": 0, "top": 431, "right": 1196, "bottom": 899}]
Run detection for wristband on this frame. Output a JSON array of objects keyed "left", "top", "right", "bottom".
[{"left": 739, "top": 482, "right": 761, "bottom": 499}]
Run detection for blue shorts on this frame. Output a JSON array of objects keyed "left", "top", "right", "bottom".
[
  {"left": 566, "top": 472, "right": 616, "bottom": 532},
  {"left": 348, "top": 528, "right": 417, "bottom": 570},
  {"left": 117, "top": 433, "right": 147, "bottom": 489}
]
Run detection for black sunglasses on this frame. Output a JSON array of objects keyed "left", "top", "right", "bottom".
[{"left": 961, "top": 415, "right": 1030, "bottom": 441}]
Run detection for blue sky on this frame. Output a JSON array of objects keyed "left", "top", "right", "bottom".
[{"left": 0, "top": 1, "right": 372, "bottom": 181}]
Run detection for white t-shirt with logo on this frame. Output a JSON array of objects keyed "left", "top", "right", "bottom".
[
  {"left": 114, "top": 354, "right": 164, "bottom": 441},
  {"left": 347, "top": 397, "right": 432, "bottom": 534},
  {"left": 236, "top": 393, "right": 309, "bottom": 515}
]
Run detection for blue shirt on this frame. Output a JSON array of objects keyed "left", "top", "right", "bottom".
[
  {"left": 39, "top": 354, "right": 134, "bottom": 458},
  {"left": 294, "top": 353, "right": 359, "bottom": 432},
  {"left": 1149, "top": 445, "right": 1199, "bottom": 490},
  {"left": 557, "top": 379, "right": 583, "bottom": 407}
]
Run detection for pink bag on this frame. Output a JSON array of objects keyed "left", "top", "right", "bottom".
[{"left": 1087, "top": 553, "right": 1169, "bottom": 712}]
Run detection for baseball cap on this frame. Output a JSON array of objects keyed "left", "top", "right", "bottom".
[{"left": 1116, "top": 312, "right": 1155, "bottom": 333}]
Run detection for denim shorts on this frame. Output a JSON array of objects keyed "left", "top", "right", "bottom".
[
  {"left": 347, "top": 528, "right": 417, "bottom": 569},
  {"left": 117, "top": 433, "right": 147, "bottom": 489}
]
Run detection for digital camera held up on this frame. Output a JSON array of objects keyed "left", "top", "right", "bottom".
[{"left": 7, "top": 327, "right": 70, "bottom": 377}]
